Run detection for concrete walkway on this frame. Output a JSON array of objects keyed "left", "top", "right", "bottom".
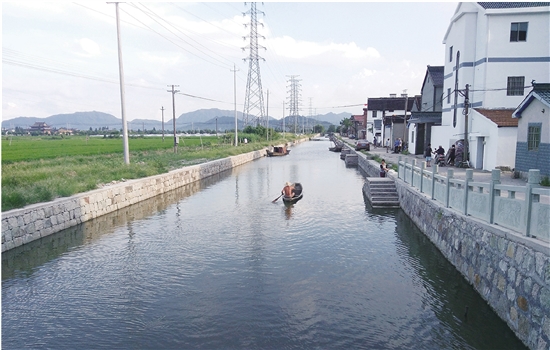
[{"left": 342, "top": 138, "right": 528, "bottom": 187}]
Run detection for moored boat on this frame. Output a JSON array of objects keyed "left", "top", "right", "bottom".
[{"left": 267, "top": 145, "right": 290, "bottom": 157}]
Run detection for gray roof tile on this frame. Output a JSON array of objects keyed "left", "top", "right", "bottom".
[{"left": 478, "top": 2, "right": 550, "bottom": 9}]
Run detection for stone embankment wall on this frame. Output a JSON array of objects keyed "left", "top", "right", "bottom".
[
  {"left": 2, "top": 149, "right": 267, "bottom": 252},
  {"left": 351, "top": 146, "right": 549, "bottom": 350}
]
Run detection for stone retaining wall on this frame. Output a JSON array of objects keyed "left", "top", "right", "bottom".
[
  {"left": 353, "top": 146, "right": 550, "bottom": 350},
  {"left": 2, "top": 149, "right": 266, "bottom": 252}
]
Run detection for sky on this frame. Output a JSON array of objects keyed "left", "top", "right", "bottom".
[{"left": 2, "top": 1, "right": 459, "bottom": 123}]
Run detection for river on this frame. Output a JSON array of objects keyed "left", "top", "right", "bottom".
[{"left": 2, "top": 139, "right": 526, "bottom": 349}]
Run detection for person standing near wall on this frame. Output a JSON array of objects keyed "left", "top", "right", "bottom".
[{"left": 425, "top": 143, "right": 433, "bottom": 167}]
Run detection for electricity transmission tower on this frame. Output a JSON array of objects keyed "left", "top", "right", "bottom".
[
  {"left": 286, "top": 75, "right": 302, "bottom": 134},
  {"left": 242, "top": 2, "right": 266, "bottom": 127}
]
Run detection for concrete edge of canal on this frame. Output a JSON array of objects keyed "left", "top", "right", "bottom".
[
  {"left": 1, "top": 138, "right": 310, "bottom": 253},
  {"left": 351, "top": 144, "right": 549, "bottom": 350}
]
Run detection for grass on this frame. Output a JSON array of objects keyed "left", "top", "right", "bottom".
[{"left": 2, "top": 134, "right": 298, "bottom": 211}]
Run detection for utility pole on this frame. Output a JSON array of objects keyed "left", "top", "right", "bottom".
[
  {"left": 110, "top": 2, "right": 130, "bottom": 164},
  {"left": 402, "top": 91, "right": 408, "bottom": 152},
  {"left": 282, "top": 101, "right": 285, "bottom": 138},
  {"left": 167, "top": 85, "right": 180, "bottom": 153},
  {"left": 464, "top": 84, "right": 470, "bottom": 166},
  {"left": 161, "top": 106, "right": 165, "bottom": 141},
  {"left": 231, "top": 64, "right": 239, "bottom": 146},
  {"left": 266, "top": 89, "right": 269, "bottom": 141},
  {"left": 308, "top": 97, "right": 313, "bottom": 134}
]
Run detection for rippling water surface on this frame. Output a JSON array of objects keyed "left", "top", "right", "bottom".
[{"left": 2, "top": 140, "right": 526, "bottom": 349}]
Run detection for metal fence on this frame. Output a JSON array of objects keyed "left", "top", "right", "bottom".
[{"left": 398, "top": 157, "right": 550, "bottom": 243}]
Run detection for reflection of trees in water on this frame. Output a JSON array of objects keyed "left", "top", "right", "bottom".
[
  {"left": 2, "top": 169, "right": 233, "bottom": 281},
  {"left": 392, "top": 210, "right": 526, "bottom": 349}
]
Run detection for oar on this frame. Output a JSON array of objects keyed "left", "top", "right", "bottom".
[{"left": 272, "top": 193, "right": 283, "bottom": 203}]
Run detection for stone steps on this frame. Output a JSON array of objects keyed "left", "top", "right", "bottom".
[{"left": 362, "top": 178, "right": 400, "bottom": 208}]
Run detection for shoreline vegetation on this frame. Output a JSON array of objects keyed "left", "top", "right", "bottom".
[{"left": 2, "top": 132, "right": 304, "bottom": 212}]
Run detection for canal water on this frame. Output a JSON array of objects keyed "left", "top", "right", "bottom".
[{"left": 2, "top": 140, "right": 526, "bottom": 349}]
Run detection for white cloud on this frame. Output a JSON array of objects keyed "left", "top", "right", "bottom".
[
  {"left": 269, "top": 36, "right": 380, "bottom": 61},
  {"left": 79, "top": 38, "right": 101, "bottom": 56}
]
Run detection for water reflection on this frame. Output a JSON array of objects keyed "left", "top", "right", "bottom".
[
  {"left": 284, "top": 205, "right": 293, "bottom": 220},
  {"left": 2, "top": 140, "right": 526, "bottom": 350},
  {"left": 2, "top": 169, "right": 233, "bottom": 281},
  {"left": 391, "top": 211, "right": 525, "bottom": 349}
]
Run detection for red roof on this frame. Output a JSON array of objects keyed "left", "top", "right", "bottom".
[
  {"left": 474, "top": 109, "right": 518, "bottom": 127},
  {"left": 351, "top": 115, "right": 365, "bottom": 123}
]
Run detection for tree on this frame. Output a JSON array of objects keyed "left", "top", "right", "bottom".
[{"left": 340, "top": 117, "right": 352, "bottom": 134}]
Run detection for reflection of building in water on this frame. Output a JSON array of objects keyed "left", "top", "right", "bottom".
[{"left": 1, "top": 170, "right": 233, "bottom": 279}]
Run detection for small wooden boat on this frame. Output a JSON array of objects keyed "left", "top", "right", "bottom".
[
  {"left": 267, "top": 145, "right": 290, "bottom": 157},
  {"left": 283, "top": 182, "right": 303, "bottom": 204}
]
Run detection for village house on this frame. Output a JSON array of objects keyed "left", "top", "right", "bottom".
[
  {"left": 512, "top": 82, "right": 550, "bottom": 178},
  {"left": 430, "top": 2, "right": 550, "bottom": 171},
  {"left": 407, "top": 66, "right": 444, "bottom": 155},
  {"left": 28, "top": 122, "right": 52, "bottom": 135},
  {"left": 365, "top": 94, "right": 420, "bottom": 150},
  {"left": 350, "top": 112, "right": 367, "bottom": 140}
]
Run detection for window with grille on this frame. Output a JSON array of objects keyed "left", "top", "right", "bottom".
[
  {"left": 528, "top": 124, "right": 541, "bottom": 151},
  {"left": 510, "top": 22, "right": 528, "bottom": 42},
  {"left": 447, "top": 88, "right": 451, "bottom": 103},
  {"left": 507, "top": 76, "right": 525, "bottom": 96}
]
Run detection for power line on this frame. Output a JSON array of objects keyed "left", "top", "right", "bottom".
[
  {"left": 118, "top": 5, "right": 231, "bottom": 70},
  {"left": 128, "top": 3, "right": 237, "bottom": 68}
]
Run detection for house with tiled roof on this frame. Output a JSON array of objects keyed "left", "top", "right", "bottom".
[
  {"left": 513, "top": 82, "right": 550, "bottom": 177},
  {"left": 430, "top": 2, "right": 550, "bottom": 171},
  {"left": 28, "top": 122, "right": 52, "bottom": 135},
  {"left": 364, "top": 94, "right": 420, "bottom": 148},
  {"left": 350, "top": 113, "right": 366, "bottom": 139},
  {"left": 408, "top": 66, "right": 444, "bottom": 155}
]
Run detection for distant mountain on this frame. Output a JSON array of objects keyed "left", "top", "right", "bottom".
[
  {"left": 2, "top": 111, "right": 122, "bottom": 130},
  {"left": 177, "top": 108, "right": 244, "bottom": 124},
  {"left": 2, "top": 109, "right": 344, "bottom": 132},
  {"left": 315, "top": 112, "right": 353, "bottom": 125}
]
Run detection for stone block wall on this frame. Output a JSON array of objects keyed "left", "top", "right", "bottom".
[
  {"left": 2, "top": 149, "right": 266, "bottom": 252},
  {"left": 351, "top": 145, "right": 549, "bottom": 349},
  {"left": 394, "top": 178, "right": 550, "bottom": 350}
]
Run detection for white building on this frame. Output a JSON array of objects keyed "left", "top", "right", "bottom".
[
  {"left": 431, "top": 2, "right": 550, "bottom": 170},
  {"left": 365, "top": 94, "right": 420, "bottom": 150}
]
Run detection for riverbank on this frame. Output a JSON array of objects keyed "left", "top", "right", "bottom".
[
  {"left": 2, "top": 135, "right": 314, "bottom": 252},
  {"left": 343, "top": 140, "right": 550, "bottom": 350}
]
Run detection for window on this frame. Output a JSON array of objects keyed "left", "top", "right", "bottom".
[
  {"left": 449, "top": 46, "right": 453, "bottom": 62},
  {"left": 447, "top": 88, "right": 451, "bottom": 103},
  {"left": 528, "top": 124, "right": 541, "bottom": 151},
  {"left": 510, "top": 22, "right": 528, "bottom": 42},
  {"left": 372, "top": 110, "right": 377, "bottom": 118},
  {"left": 507, "top": 76, "right": 525, "bottom": 96}
]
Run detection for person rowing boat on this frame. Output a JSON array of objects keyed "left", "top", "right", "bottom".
[{"left": 282, "top": 182, "right": 295, "bottom": 198}]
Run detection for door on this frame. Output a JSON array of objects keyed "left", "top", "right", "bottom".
[{"left": 476, "top": 137, "right": 485, "bottom": 170}]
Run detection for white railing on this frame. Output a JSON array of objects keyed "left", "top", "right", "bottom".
[{"left": 398, "top": 157, "right": 550, "bottom": 242}]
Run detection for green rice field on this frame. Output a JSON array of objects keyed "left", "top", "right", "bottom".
[
  {"left": 1, "top": 134, "right": 290, "bottom": 211},
  {"left": 1, "top": 135, "right": 223, "bottom": 163}
]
